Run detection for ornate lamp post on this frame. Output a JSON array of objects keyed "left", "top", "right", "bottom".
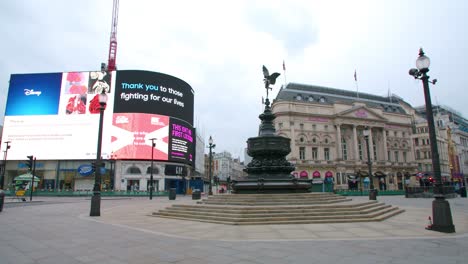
[
  {"left": 363, "top": 128, "right": 377, "bottom": 200},
  {"left": 1, "top": 141, "right": 11, "bottom": 190},
  {"left": 148, "top": 138, "right": 157, "bottom": 200},
  {"left": 90, "top": 91, "right": 108, "bottom": 217},
  {"left": 409, "top": 48, "right": 455, "bottom": 233},
  {"left": 207, "top": 136, "right": 216, "bottom": 195}
]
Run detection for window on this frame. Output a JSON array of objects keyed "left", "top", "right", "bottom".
[
  {"left": 394, "top": 151, "right": 399, "bottom": 162},
  {"left": 402, "top": 132, "right": 406, "bottom": 137},
  {"left": 414, "top": 138, "right": 419, "bottom": 146},
  {"left": 300, "top": 123, "right": 304, "bottom": 130},
  {"left": 312, "top": 124, "right": 316, "bottom": 130},
  {"left": 324, "top": 148, "right": 330, "bottom": 160},
  {"left": 312, "top": 137, "right": 317, "bottom": 143},
  {"left": 373, "top": 140, "right": 377, "bottom": 160},
  {"left": 324, "top": 138, "right": 329, "bottom": 144},
  {"left": 358, "top": 141, "right": 363, "bottom": 160},
  {"left": 127, "top": 166, "right": 141, "bottom": 174},
  {"left": 146, "top": 166, "right": 159, "bottom": 174},
  {"left": 312, "top": 147, "right": 318, "bottom": 160},
  {"left": 387, "top": 151, "right": 391, "bottom": 161},
  {"left": 337, "top": 172, "right": 341, "bottom": 185},
  {"left": 279, "top": 122, "right": 283, "bottom": 129},
  {"left": 416, "top": 150, "right": 421, "bottom": 159},
  {"left": 342, "top": 137, "right": 348, "bottom": 160},
  {"left": 403, "top": 152, "right": 407, "bottom": 162},
  {"left": 324, "top": 125, "right": 328, "bottom": 130},
  {"left": 299, "top": 147, "right": 305, "bottom": 160},
  {"left": 300, "top": 137, "right": 304, "bottom": 143}
]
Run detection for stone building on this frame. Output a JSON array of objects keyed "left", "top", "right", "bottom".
[
  {"left": 413, "top": 105, "right": 468, "bottom": 184},
  {"left": 271, "top": 83, "right": 418, "bottom": 190}
]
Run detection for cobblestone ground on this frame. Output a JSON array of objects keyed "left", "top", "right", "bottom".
[{"left": 0, "top": 196, "right": 467, "bottom": 264}]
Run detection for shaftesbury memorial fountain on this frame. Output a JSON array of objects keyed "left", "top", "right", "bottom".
[{"left": 231, "top": 66, "right": 312, "bottom": 193}]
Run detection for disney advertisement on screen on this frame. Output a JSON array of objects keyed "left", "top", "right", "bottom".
[{"left": 2, "top": 70, "right": 195, "bottom": 165}]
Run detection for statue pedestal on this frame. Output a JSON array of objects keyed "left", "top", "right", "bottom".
[{"left": 232, "top": 178, "right": 311, "bottom": 194}]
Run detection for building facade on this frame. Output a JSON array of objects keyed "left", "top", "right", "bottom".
[{"left": 272, "top": 83, "right": 418, "bottom": 190}]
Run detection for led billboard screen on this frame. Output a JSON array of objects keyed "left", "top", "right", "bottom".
[{"left": 2, "top": 70, "right": 195, "bottom": 165}]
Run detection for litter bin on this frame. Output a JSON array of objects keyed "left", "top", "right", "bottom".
[
  {"left": 169, "top": 188, "right": 176, "bottom": 200},
  {"left": 460, "top": 186, "right": 467, "bottom": 198},
  {"left": 192, "top": 189, "right": 201, "bottom": 200},
  {"left": 369, "top": 189, "right": 378, "bottom": 200}
]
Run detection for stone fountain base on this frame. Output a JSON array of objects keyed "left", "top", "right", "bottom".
[{"left": 232, "top": 178, "right": 312, "bottom": 194}]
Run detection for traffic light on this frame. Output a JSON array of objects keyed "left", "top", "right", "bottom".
[{"left": 26, "top": 155, "right": 34, "bottom": 171}]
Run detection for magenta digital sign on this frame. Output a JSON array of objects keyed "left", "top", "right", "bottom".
[{"left": 2, "top": 70, "right": 195, "bottom": 166}]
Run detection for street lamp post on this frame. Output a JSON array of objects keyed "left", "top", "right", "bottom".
[
  {"left": 90, "top": 91, "right": 108, "bottom": 217},
  {"left": 208, "top": 136, "right": 216, "bottom": 195},
  {"left": 363, "top": 128, "right": 377, "bottom": 200},
  {"left": 149, "top": 138, "right": 157, "bottom": 200},
  {"left": 409, "top": 48, "right": 455, "bottom": 233},
  {"left": 1, "top": 141, "right": 11, "bottom": 190}
]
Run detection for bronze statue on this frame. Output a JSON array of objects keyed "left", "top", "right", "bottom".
[{"left": 262, "top": 65, "right": 280, "bottom": 101}]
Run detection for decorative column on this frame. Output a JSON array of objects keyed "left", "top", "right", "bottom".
[
  {"left": 368, "top": 127, "right": 374, "bottom": 161},
  {"left": 336, "top": 124, "right": 342, "bottom": 160},
  {"left": 382, "top": 128, "right": 388, "bottom": 161},
  {"left": 353, "top": 125, "right": 359, "bottom": 161}
]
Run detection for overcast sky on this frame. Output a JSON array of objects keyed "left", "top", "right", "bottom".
[{"left": 1, "top": 0, "right": 467, "bottom": 161}]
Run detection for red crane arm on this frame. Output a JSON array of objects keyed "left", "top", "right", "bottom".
[{"left": 107, "top": 0, "right": 119, "bottom": 71}]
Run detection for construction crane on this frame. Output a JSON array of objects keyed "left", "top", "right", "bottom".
[{"left": 103, "top": 0, "right": 119, "bottom": 71}]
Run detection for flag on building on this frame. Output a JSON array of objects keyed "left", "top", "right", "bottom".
[
  {"left": 354, "top": 70, "right": 357, "bottom": 82},
  {"left": 283, "top": 60, "right": 286, "bottom": 71}
]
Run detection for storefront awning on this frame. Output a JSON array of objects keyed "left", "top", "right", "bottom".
[
  {"left": 312, "top": 171, "right": 321, "bottom": 178},
  {"left": 14, "top": 173, "right": 40, "bottom": 182}
]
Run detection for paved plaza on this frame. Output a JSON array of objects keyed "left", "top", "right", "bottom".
[{"left": 1, "top": 195, "right": 467, "bottom": 264}]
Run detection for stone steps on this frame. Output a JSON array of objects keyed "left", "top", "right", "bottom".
[
  {"left": 197, "top": 193, "right": 350, "bottom": 206},
  {"left": 152, "top": 193, "right": 405, "bottom": 225},
  {"left": 170, "top": 201, "right": 379, "bottom": 214},
  {"left": 158, "top": 204, "right": 393, "bottom": 219},
  {"left": 153, "top": 206, "right": 404, "bottom": 225}
]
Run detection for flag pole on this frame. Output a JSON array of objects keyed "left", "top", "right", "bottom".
[
  {"left": 283, "top": 60, "right": 287, "bottom": 86},
  {"left": 354, "top": 69, "right": 359, "bottom": 99}
]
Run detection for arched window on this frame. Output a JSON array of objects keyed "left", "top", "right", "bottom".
[
  {"left": 146, "top": 166, "right": 159, "bottom": 174},
  {"left": 127, "top": 166, "right": 141, "bottom": 174}
]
